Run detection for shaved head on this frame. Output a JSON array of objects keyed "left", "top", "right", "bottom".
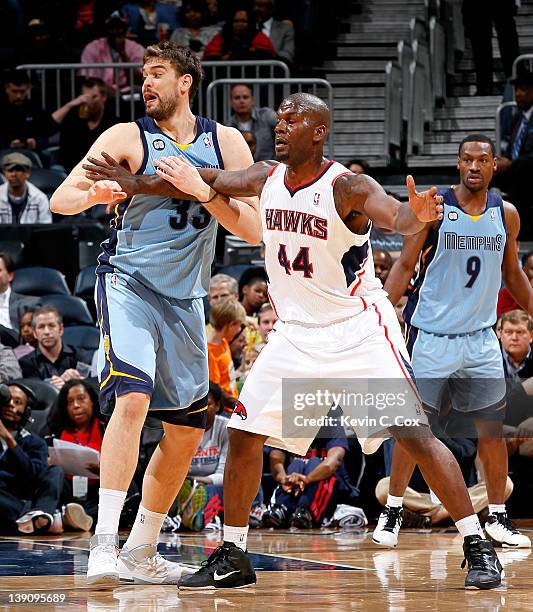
[{"left": 280, "top": 93, "right": 331, "bottom": 129}]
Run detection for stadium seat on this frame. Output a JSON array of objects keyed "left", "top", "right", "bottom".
[
  {"left": 213, "top": 264, "right": 252, "bottom": 283},
  {"left": 12, "top": 267, "right": 70, "bottom": 297},
  {"left": 28, "top": 168, "right": 67, "bottom": 198},
  {"left": 20, "top": 378, "right": 59, "bottom": 437},
  {"left": 79, "top": 241, "right": 101, "bottom": 269},
  {"left": 63, "top": 325, "right": 100, "bottom": 351},
  {"left": 74, "top": 265, "right": 97, "bottom": 298},
  {"left": 0, "top": 241, "right": 25, "bottom": 267},
  {"left": 40, "top": 294, "right": 94, "bottom": 326}
]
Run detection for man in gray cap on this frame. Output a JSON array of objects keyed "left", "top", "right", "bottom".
[{"left": 0, "top": 153, "right": 51, "bottom": 224}]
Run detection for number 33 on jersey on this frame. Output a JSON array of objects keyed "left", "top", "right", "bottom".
[{"left": 262, "top": 161, "right": 386, "bottom": 326}]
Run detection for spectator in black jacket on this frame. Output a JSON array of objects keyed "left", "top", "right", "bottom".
[
  {"left": 0, "top": 382, "right": 63, "bottom": 534},
  {"left": 0, "top": 71, "right": 55, "bottom": 154},
  {"left": 18, "top": 305, "right": 92, "bottom": 390}
]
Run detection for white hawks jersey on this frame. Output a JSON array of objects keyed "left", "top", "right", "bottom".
[{"left": 262, "top": 160, "right": 386, "bottom": 326}]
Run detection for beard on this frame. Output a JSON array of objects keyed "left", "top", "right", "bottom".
[{"left": 146, "top": 94, "right": 178, "bottom": 121}]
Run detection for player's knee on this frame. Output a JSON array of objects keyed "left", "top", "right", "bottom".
[
  {"left": 393, "top": 424, "right": 434, "bottom": 457},
  {"left": 114, "top": 392, "right": 150, "bottom": 425}
]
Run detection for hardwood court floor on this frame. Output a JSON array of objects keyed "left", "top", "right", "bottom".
[{"left": 0, "top": 525, "right": 532, "bottom": 611}]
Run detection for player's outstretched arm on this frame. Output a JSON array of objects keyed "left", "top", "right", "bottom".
[
  {"left": 502, "top": 203, "right": 533, "bottom": 316},
  {"left": 51, "top": 123, "right": 140, "bottom": 215},
  {"left": 334, "top": 173, "right": 443, "bottom": 235},
  {"left": 383, "top": 228, "right": 431, "bottom": 304}
]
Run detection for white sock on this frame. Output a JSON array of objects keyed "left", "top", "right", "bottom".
[
  {"left": 124, "top": 504, "right": 166, "bottom": 550},
  {"left": 488, "top": 504, "right": 506, "bottom": 515},
  {"left": 387, "top": 494, "right": 403, "bottom": 508},
  {"left": 224, "top": 524, "right": 248, "bottom": 551},
  {"left": 455, "top": 514, "right": 484, "bottom": 539},
  {"left": 95, "top": 488, "right": 127, "bottom": 535}
]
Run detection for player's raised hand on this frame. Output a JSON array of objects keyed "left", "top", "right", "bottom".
[
  {"left": 406, "top": 175, "right": 444, "bottom": 223},
  {"left": 87, "top": 180, "right": 127, "bottom": 206},
  {"left": 154, "top": 156, "right": 213, "bottom": 202}
]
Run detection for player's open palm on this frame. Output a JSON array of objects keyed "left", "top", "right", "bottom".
[
  {"left": 154, "top": 156, "right": 210, "bottom": 201},
  {"left": 406, "top": 175, "right": 444, "bottom": 223},
  {"left": 87, "top": 180, "right": 127, "bottom": 206}
]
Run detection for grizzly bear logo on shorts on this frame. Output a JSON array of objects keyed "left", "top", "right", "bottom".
[{"left": 233, "top": 400, "right": 247, "bottom": 420}]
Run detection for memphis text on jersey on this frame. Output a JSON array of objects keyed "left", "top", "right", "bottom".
[
  {"left": 264, "top": 208, "right": 328, "bottom": 240},
  {"left": 444, "top": 232, "right": 504, "bottom": 251}
]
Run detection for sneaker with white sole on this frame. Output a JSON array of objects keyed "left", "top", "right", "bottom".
[
  {"left": 87, "top": 534, "right": 120, "bottom": 586},
  {"left": 117, "top": 544, "right": 196, "bottom": 584},
  {"left": 62, "top": 503, "right": 93, "bottom": 532},
  {"left": 485, "top": 512, "right": 532, "bottom": 548},
  {"left": 372, "top": 506, "right": 403, "bottom": 548}
]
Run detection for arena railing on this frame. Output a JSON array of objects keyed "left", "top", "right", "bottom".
[
  {"left": 16, "top": 60, "right": 290, "bottom": 121},
  {"left": 205, "top": 78, "right": 335, "bottom": 158}
]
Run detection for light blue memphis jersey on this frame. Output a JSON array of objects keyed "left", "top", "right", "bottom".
[
  {"left": 404, "top": 187, "right": 507, "bottom": 334},
  {"left": 97, "top": 115, "right": 223, "bottom": 299}
]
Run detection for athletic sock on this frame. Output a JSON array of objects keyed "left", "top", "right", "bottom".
[
  {"left": 95, "top": 488, "right": 127, "bottom": 535},
  {"left": 386, "top": 494, "right": 403, "bottom": 508},
  {"left": 224, "top": 524, "right": 249, "bottom": 551},
  {"left": 488, "top": 504, "right": 506, "bottom": 515},
  {"left": 124, "top": 504, "right": 166, "bottom": 550},
  {"left": 456, "top": 514, "right": 484, "bottom": 539}
]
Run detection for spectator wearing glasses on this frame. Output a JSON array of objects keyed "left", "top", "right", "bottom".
[
  {"left": 0, "top": 153, "right": 51, "bottom": 224},
  {"left": 207, "top": 299, "right": 247, "bottom": 397}
]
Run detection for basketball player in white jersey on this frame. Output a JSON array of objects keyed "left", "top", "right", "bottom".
[{"left": 83, "top": 93, "right": 503, "bottom": 590}]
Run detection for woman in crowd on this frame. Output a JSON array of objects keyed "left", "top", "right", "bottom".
[
  {"left": 170, "top": 0, "right": 219, "bottom": 55},
  {"left": 203, "top": 6, "right": 275, "bottom": 60}
]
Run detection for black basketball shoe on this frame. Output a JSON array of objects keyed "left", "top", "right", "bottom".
[
  {"left": 262, "top": 504, "right": 289, "bottom": 529},
  {"left": 290, "top": 505, "right": 314, "bottom": 529},
  {"left": 178, "top": 542, "right": 256, "bottom": 590},
  {"left": 462, "top": 535, "right": 503, "bottom": 590}
]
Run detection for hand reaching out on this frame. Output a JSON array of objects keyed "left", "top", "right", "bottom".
[
  {"left": 154, "top": 156, "right": 212, "bottom": 202},
  {"left": 87, "top": 180, "right": 127, "bottom": 206},
  {"left": 406, "top": 175, "right": 444, "bottom": 223}
]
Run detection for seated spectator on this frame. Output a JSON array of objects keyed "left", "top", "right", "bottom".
[
  {"left": 46, "top": 379, "right": 102, "bottom": 527},
  {"left": 347, "top": 158, "right": 371, "bottom": 176},
  {"left": 239, "top": 267, "right": 268, "bottom": 317},
  {"left": 15, "top": 18, "right": 75, "bottom": 65},
  {"left": 253, "top": 0, "right": 294, "bottom": 64},
  {"left": 263, "top": 419, "right": 358, "bottom": 529},
  {"left": 0, "top": 252, "right": 39, "bottom": 332},
  {"left": 0, "top": 382, "right": 91, "bottom": 534},
  {"left": 166, "top": 381, "right": 228, "bottom": 531},
  {"left": 14, "top": 308, "right": 38, "bottom": 360},
  {"left": 208, "top": 299, "right": 247, "bottom": 397},
  {"left": 257, "top": 302, "right": 277, "bottom": 343},
  {"left": 170, "top": 0, "right": 219, "bottom": 55},
  {"left": 0, "top": 153, "right": 51, "bottom": 224},
  {"left": 229, "top": 84, "right": 276, "bottom": 161},
  {"left": 493, "top": 67, "right": 533, "bottom": 240},
  {"left": 501, "top": 310, "right": 533, "bottom": 383},
  {"left": 0, "top": 71, "right": 56, "bottom": 153},
  {"left": 208, "top": 273, "right": 238, "bottom": 308},
  {"left": 51, "top": 78, "right": 119, "bottom": 173},
  {"left": 373, "top": 249, "right": 393, "bottom": 285},
  {"left": 498, "top": 251, "right": 533, "bottom": 317},
  {"left": 203, "top": 7, "right": 275, "bottom": 61},
  {"left": 80, "top": 16, "right": 145, "bottom": 94},
  {"left": 240, "top": 130, "right": 257, "bottom": 158},
  {"left": 121, "top": 1, "right": 161, "bottom": 46},
  {"left": 18, "top": 305, "right": 92, "bottom": 390},
  {"left": 205, "top": 0, "right": 225, "bottom": 26}
]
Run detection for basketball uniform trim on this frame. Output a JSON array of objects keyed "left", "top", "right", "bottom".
[
  {"left": 96, "top": 275, "right": 155, "bottom": 405},
  {"left": 135, "top": 120, "right": 149, "bottom": 175},
  {"left": 283, "top": 160, "right": 334, "bottom": 196},
  {"left": 268, "top": 163, "right": 280, "bottom": 177}
]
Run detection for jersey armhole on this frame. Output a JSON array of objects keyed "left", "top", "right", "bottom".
[
  {"left": 268, "top": 163, "right": 280, "bottom": 177},
  {"left": 134, "top": 120, "right": 149, "bottom": 175}
]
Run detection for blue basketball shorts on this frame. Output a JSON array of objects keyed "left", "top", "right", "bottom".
[
  {"left": 406, "top": 325, "right": 506, "bottom": 420},
  {"left": 95, "top": 272, "right": 208, "bottom": 427}
]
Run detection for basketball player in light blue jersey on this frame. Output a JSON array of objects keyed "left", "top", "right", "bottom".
[
  {"left": 50, "top": 42, "right": 258, "bottom": 585},
  {"left": 373, "top": 134, "right": 533, "bottom": 550}
]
